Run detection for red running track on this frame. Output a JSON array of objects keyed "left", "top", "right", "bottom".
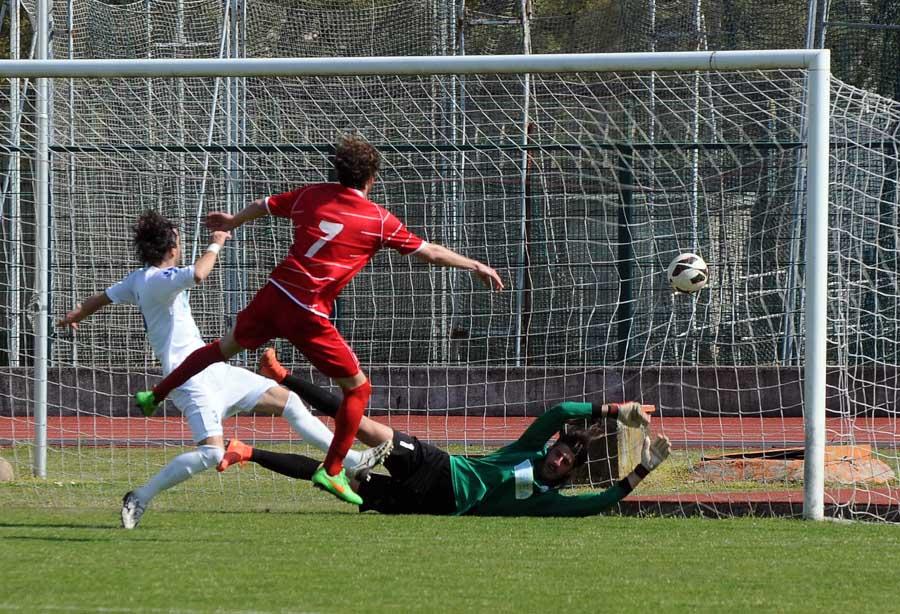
[{"left": 1, "top": 415, "right": 899, "bottom": 447}]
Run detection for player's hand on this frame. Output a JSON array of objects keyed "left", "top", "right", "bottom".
[
  {"left": 56, "top": 306, "right": 81, "bottom": 331},
  {"left": 472, "top": 262, "right": 504, "bottom": 290},
  {"left": 614, "top": 401, "right": 651, "bottom": 428},
  {"left": 640, "top": 435, "right": 671, "bottom": 471},
  {"left": 210, "top": 230, "right": 232, "bottom": 245},
  {"left": 206, "top": 211, "right": 236, "bottom": 231}
]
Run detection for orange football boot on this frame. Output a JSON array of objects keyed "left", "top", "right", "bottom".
[
  {"left": 217, "top": 438, "right": 253, "bottom": 472},
  {"left": 259, "top": 348, "right": 288, "bottom": 383}
]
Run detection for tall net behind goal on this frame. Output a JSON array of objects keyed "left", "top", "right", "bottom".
[{"left": 0, "top": 56, "right": 896, "bottom": 520}]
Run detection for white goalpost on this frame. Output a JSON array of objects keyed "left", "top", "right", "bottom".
[
  {"left": 802, "top": 49, "right": 829, "bottom": 521},
  {"left": 0, "top": 49, "right": 862, "bottom": 521}
]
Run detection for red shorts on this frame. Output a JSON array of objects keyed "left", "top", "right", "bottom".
[{"left": 233, "top": 282, "right": 361, "bottom": 379}]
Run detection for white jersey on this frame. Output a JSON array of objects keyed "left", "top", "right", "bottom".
[
  {"left": 105, "top": 265, "right": 275, "bottom": 443},
  {"left": 105, "top": 266, "right": 204, "bottom": 375}
]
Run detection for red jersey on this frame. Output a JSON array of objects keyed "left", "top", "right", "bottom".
[{"left": 263, "top": 183, "right": 425, "bottom": 318}]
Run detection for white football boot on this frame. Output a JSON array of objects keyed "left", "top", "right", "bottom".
[{"left": 120, "top": 491, "right": 146, "bottom": 529}]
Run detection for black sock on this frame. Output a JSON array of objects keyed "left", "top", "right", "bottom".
[
  {"left": 250, "top": 448, "right": 319, "bottom": 480},
  {"left": 281, "top": 374, "right": 342, "bottom": 418}
]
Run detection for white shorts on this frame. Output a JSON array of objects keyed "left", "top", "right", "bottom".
[{"left": 169, "top": 362, "right": 276, "bottom": 443}]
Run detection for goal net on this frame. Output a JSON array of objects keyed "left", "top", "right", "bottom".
[{"left": 0, "top": 51, "right": 895, "bottom": 521}]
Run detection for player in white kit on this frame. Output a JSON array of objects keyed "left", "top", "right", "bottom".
[{"left": 57, "top": 210, "right": 389, "bottom": 528}]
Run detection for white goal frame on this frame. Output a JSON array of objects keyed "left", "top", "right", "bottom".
[{"left": 1, "top": 49, "right": 831, "bottom": 520}]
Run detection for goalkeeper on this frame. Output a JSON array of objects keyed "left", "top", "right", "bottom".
[{"left": 217, "top": 349, "right": 672, "bottom": 516}]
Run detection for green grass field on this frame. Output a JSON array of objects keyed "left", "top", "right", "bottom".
[
  {"left": 2, "top": 446, "right": 900, "bottom": 612},
  {"left": 3, "top": 507, "right": 900, "bottom": 613}
]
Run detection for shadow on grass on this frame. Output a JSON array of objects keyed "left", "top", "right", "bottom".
[
  {"left": 2, "top": 534, "right": 116, "bottom": 543},
  {"left": 0, "top": 521, "right": 114, "bottom": 530},
  {"left": 198, "top": 508, "right": 358, "bottom": 516},
  {"left": 0, "top": 523, "right": 252, "bottom": 544},
  {"left": 1, "top": 533, "right": 208, "bottom": 543}
]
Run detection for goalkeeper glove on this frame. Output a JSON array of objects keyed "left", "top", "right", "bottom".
[
  {"left": 619, "top": 435, "right": 673, "bottom": 494},
  {"left": 640, "top": 435, "right": 672, "bottom": 472},
  {"left": 607, "top": 401, "right": 650, "bottom": 428}
]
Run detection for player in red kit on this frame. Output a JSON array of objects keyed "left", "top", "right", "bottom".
[{"left": 136, "top": 134, "right": 504, "bottom": 504}]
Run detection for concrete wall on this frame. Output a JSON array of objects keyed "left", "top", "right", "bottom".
[{"left": 2, "top": 365, "right": 897, "bottom": 417}]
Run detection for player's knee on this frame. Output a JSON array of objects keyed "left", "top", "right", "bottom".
[
  {"left": 337, "top": 371, "right": 368, "bottom": 391},
  {"left": 256, "top": 385, "right": 289, "bottom": 415},
  {"left": 196, "top": 444, "right": 225, "bottom": 470},
  {"left": 348, "top": 379, "right": 371, "bottom": 401},
  {"left": 219, "top": 330, "right": 244, "bottom": 357}
]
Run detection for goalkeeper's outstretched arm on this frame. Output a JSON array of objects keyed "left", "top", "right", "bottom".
[{"left": 511, "top": 401, "right": 652, "bottom": 453}]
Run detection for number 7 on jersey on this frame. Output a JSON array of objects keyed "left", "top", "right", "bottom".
[{"left": 305, "top": 220, "right": 344, "bottom": 258}]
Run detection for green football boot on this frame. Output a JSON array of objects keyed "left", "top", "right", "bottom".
[
  {"left": 311, "top": 466, "right": 363, "bottom": 506},
  {"left": 135, "top": 390, "right": 158, "bottom": 417}
]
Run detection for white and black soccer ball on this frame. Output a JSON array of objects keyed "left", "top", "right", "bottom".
[{"left": 667, "top": 253, "right": 709, "bottom": 293}]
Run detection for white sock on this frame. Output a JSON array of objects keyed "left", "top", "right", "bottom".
[
  {"left": 133, "top": 445, "right": 223, "bottom": 504},
  {"left": 281, "top": 391, "right": 362, "bottom": 468}
]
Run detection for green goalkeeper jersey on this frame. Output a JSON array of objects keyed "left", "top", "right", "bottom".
[{"left": 448, "top": 402, "right": 629, "bottom": 517}]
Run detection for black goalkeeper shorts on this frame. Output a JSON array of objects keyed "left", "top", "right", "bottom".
[{"left": 357, "top": 431, "right": 456, "bottom": 515}]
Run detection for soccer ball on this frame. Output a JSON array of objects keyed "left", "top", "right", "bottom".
[{"left": 667, "top": 253, "right": 708, "bottom": 293}]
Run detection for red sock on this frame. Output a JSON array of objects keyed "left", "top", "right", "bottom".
[
  {"left": 152, "top": 341, "right": 226, "bottom": 402},
  {"left": 323, "top": 380, "right": 371, "bottom": 476}
]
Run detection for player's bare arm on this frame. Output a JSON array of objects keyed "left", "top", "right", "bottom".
[
  {"left": 56, "top": 291, "right": 113, "bottom": 331},
  {"left": 413, "top": 242, "right": 504, "bottom": 290},
  {"left": 206, "top": 199, "right": 268, "bottom": 231},
  {"left": 192, "top": 230, "right": 232, "bottom": 284}
]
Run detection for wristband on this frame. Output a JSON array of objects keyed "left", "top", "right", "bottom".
[
  {"left": 591, "top": 402, "right": 618, "bottom": 420},
  {"left": 206, "top": 243, "right": 222, "bottom": 255},
  {"left": 634, "top": 463, "right": 651, "bottom": 479}
]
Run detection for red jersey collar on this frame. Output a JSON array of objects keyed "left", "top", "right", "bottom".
[{"left": 346, "top": 186, "right": 366, "bottom": 199}]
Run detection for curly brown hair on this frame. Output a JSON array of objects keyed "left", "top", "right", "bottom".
[
  {"left": 132, "top": 210, "right": 178, "bottom": 266},
  {"left": 333, "top": 134, "right": 380, "bottom": 189}
]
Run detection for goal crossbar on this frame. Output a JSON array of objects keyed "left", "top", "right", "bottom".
[{"left": 0, "top": 49, "right": 828, "bottom": 78}]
